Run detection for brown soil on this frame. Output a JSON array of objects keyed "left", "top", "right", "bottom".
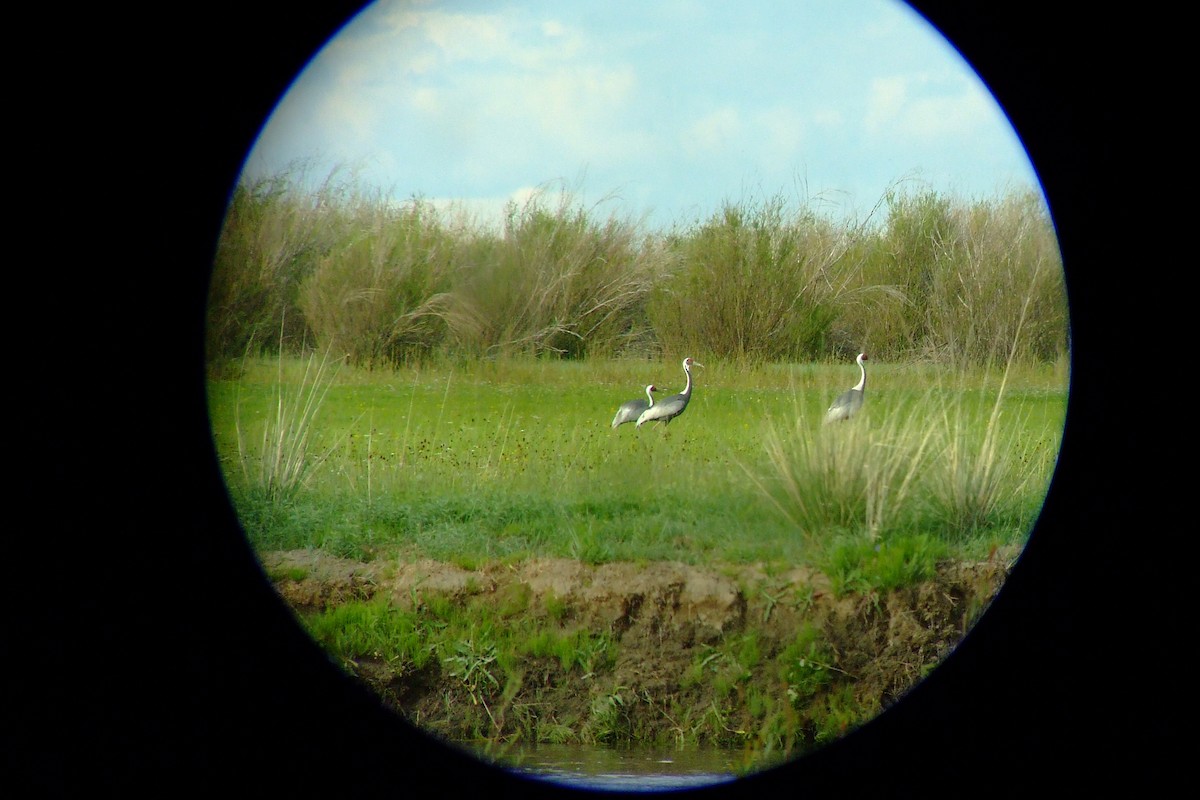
[{"left": 262, "top": 549, "right": 1015, "bottom": 756}]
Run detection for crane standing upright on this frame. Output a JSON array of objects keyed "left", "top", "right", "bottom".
[
  {"left": 612, "top": 384, "right": 658, "bottom": 429},
  {"left": 824, "top": 352, "right": 867, "bottom": 423},
  {"left": 636, "top": 357, "right": 703, "bottom": 429}
]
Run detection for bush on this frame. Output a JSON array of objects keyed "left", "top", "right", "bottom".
[
  {"left": 208, "top": 172, "right": 1066, "bottom": 370},
  {"left": 437, "top": 188, "right": 664, "bottom": 358},
  {"left": 297, "top": 198, "right": 456, "bottom": 366},
  {"left": 207, "top": 171, "right": 355, "bottom": 364},
  {"left": 648, "top": 195, "right": 849, "bottom": 363},
  {"left": 844, "top": 187, "right": 1065, "bottom": 365}
]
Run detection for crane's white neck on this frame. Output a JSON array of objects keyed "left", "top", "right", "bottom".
[
  {"left": 853, "top": 356, "right": 866, "bottom": 391},
  {"left": 681, "top": 361, "right": 693, "bottom": 396},
  {"left": 645, "top": 384, "right": 656, "bottom": 407}
]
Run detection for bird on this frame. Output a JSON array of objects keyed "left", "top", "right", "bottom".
[
  {"left": 612, "top": 384, "right": 658, "bottom": 429},
  {"left": 636, "top": 357, "right": 703, "bottom": 429},
  {"left": 824, "top": 352, "right": 867, "bottom": 423}
]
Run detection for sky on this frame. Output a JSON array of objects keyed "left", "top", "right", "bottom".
[{"left": 243, "top": 0, "right": 1042, "bottom": 231}]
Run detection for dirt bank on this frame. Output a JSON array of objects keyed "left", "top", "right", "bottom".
[{"left": 262, "top": 550, "right": 1014, "bottom": 760}]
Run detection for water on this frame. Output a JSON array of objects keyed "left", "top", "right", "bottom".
[{"left": 494, "top": 743, "right": 744, "bottom": 792}]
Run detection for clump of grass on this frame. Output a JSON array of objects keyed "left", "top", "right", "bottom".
[
  {"left": 303, "top": 597, "right": 434, "bottom": 669},
  {"left": 752, "top": 282, "right": 1056, "bottom": 583},
  {"left": 435, "top": 184, "right": 664, "bottom": 359},
  {"left": 265, "top": 565, "right": 309, "bottom": 582},
  {"left": 586, "top": 688, "right": 632, "bottom": 744},
  {"left": 234, "top": 335, "right": 345, "bottom": 503},
  {"left": 926, "top": 395, "right": 1022, "bottom": 536},
  {"left": 755, "top": 386, "right": 1030, "bottom": 584},
  {"left": 821, "top": 533, "right": 947, "bottom": 597},
  {"left": 811, "top": 684, "right": 869, "bottom": 746},
  {"left": 520, "top": 629, "right": 615, "bottom": 674},
  {"left": 445, "top": 638, "right": 501, "bottom": 708},
  {"left": 754, "top": 391, "right": 935, "bottom": 546},
  {"left": 543, "top": 592, "right": 569, "bottom": 623},
  {"left": 925, "top": 289, "right": 1049, "bottom": 538}
]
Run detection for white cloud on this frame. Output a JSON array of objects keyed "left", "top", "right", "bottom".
[
  {"left": 684, "top": 107, "right": 743, "bottom": 156},
  {"left": 813, "top": 108, "right": 844, "bottom": 127},
  {"left": 899, "top": 82, "right": 994, "bottom": 138},
  {"left": 863, "top": 72, "right": 994, "bottom": 140},
  {"left": 755, "top": 107, "right": 807, "bottom": 163},
  {"left": 864, "top": 75, "right": 908, "bottom": 135}
]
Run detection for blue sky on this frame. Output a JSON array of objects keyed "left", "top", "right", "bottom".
[{"left": 243, "top": 0, "right": 1041, "bottom": 231}]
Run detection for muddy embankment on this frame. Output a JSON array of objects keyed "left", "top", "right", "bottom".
[{"left": 263, "top": 550, "right": 1013, "bottom": 753}]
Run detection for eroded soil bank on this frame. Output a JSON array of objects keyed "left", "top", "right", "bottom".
[{"left": 262, "top": 550, "right": 1014, "bottom": 762}]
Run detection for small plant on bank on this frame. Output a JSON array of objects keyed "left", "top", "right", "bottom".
[
  {"left": 264, "top": 565, "right": 309, "bottom": 582},
  {"left": 778, "top": 624, "right": 836, "bottom": 706},
  {"left": 445, "top": 638, "right": 501, "bottom": 708},
  {"left": 543, "top": 592, "right": 569, "bottom": 623},
  {"left": 811, "top": 684, "right": 867, "bottom": 746},
  {"left": 587, "top": 688, "right": 631, "bottom": 744},
  {"left": 520, "top": 629, "right": 615, "bottom": 674}
]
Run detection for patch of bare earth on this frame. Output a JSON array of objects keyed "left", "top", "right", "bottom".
[{"left": 262, "top": 550, "right": 1013, "bottom": 750}]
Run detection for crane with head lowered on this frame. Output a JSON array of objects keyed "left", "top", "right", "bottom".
[{"left": 612, "top": 384, "right": 658, "bottom": 429}]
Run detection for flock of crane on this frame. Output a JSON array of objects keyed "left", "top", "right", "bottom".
[{"left": 611, "top": 352, "right": 868, "bottom": 430}]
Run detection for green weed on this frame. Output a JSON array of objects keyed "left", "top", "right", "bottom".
[
  {"left": 445, "top": 638, "right": 501, "bottom": 708},
  {"left": 587, "top": 688, "right": 631, "bottom": 744},
  {"left": 778, "top": 624, "right": 836, "bottom": 705}
]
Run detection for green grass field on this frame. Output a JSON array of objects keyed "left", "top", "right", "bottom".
[{"left": 207, "top": 355, "right": 1068, "bottom": 581}]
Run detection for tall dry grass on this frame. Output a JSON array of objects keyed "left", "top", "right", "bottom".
[
  {"left": 234, "top": 335, "right": 347, "bottom": 503},
  {"left": 297, "top": 197, "right": 459, "bottom": 366},
  {"left": 753, "top": 276, "right": 1056, "bottom": 553},
  {"left": 647, "top": 195, "right": 859, "bottom": 363},
  {"left": 435, "top": 188, "right": 665, "bottom": 358},
  {"left": 207, "top": 170, "right": 1066, "bottom": 372},
  {"left": 844, "top": 187, "right": 1067, "bottom": 366},
  {"left": 755, "top": 394, "right": 936, "bottom": 545}
]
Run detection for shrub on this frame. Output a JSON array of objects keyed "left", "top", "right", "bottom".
[
  {"left": 297, "top": 197, "right": 456, "bottom": 366},
  {"left": 436, "top": 187, "right": 664, "bottom": 358},
  {"left": 648, "top": 195, "right": 851, "bottom": 363},
  {"left": 207, "top": 170, "right": 353, "bottom": 365}
]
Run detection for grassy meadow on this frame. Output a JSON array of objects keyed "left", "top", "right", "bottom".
[
  {"left": 205, "top": 175, "right": 1069, "bottom": 758},
  {"left": 208, "top": 353, "right": 1067, "bottom": 584}
]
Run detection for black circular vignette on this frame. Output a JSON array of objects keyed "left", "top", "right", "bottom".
[{"left": 69, "top": 2, "right": 1171, "bottom": 797}]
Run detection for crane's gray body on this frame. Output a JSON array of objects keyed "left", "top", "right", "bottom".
[
  {"left": 612, "top": 384, "right": 656, "bottom": 428},
  {"left": 636, "top": 358, "right": 700, "bottom": 428},
  {"left": 824, "top": 353, "right": 867, "bottom": 423}
]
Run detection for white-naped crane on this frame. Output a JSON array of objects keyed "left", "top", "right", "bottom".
[
  {"left": 636, "top": 357, "right": 703, "bottom": 429},
  {"left": 824, "top": 352, "right": 867, "bottom": 423},
  {"left": 612, "top": 384, "right": 658, "bottom": 429}
]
